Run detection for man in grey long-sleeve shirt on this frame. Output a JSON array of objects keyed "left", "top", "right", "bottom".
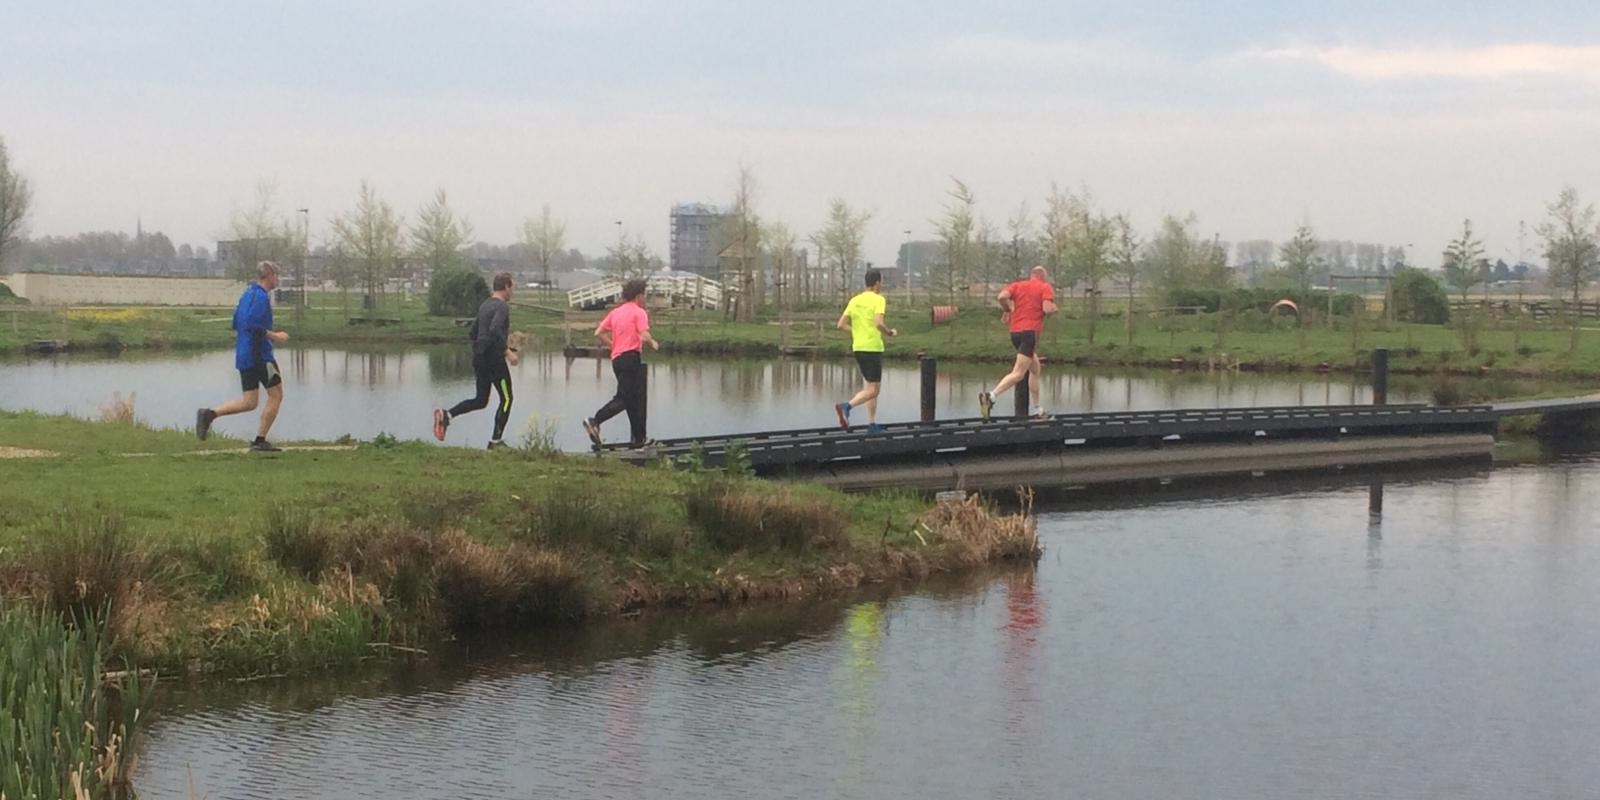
[{"left": 434, "top": 272, "right": 520, "bottom": 448}]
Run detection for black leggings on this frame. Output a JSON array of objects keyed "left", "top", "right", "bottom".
[
  {"left": 593, "top": 351, "right": 647, "bottom": 444},
  {"left": 448, "top": 358, "right": 513, "bottom": 441}
]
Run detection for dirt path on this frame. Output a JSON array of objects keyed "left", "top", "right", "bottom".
[{"left": 0, "top": 446, "right": 56, "bottom": 458}]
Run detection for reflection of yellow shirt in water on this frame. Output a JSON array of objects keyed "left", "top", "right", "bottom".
[{"left": 844, "top": 290, "right": 888, "bottom": 353}]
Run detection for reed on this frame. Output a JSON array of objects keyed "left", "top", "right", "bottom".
[{"left": 0, "top": 605, "right": 147, "bottom": 800}]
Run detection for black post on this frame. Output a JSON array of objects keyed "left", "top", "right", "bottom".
[
  {"left": 1368, "top": 481, "right": 1384, "bottom": 516},
  {"left": 640, "top": 367, "right": 648, "bottom": 439},
  {"left": 1371, "top": 347, "right": 1389, "bottom": 406},
  {"left": 919, "top": 355, "right": 937, "bottom": 422},
  {"left": 1015, "top": 374, "right": 1030, "bottom": 419}
]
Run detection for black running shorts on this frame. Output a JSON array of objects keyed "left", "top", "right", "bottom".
[
  {"left": 1010, "top": 331, "right": 1038, "bottom": 357},
  {"left": 240, "top": 360, "right": 283, "bottom": 392},
  {"left": 854, "top": 352, "right": 883, "bottom": 383}
]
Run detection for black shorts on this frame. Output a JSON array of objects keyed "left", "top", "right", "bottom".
[
  {"left": 854, "top": 352, "right": 883, "bottom": 383},
  {"left": 1010, "top": 331, "right": 1038, "bottom": 357},
  {"left": 240, "top": 360, "right": 283, "bottom": 392}
]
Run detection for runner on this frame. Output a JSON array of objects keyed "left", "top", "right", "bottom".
[
  {"left": 195, "top": 260, "right": 291, "bottom": 451},
  {"left": 833, "top": 268, "right": 896, "bottom": 433},
  {"left": 433, "top": 272, "right": 520, "bottom": 449},
  {"left": 582, "top": 278, "right": 660, "bottom": 449},
  {"left": 978, "top": 264, "right": 1057, "bottom": 420}
]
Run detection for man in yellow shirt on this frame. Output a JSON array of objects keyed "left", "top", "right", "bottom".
[{"left": 833, "top": 269, "right": 897, "bottom": 432}]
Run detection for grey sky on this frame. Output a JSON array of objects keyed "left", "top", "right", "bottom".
[{"left": 4, "top": 1, "right": 1599, "bottom": 266}]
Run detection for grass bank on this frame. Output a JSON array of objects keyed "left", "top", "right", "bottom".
[{"left": 0, "top": 411, "right": 1039, "bottom": 678}]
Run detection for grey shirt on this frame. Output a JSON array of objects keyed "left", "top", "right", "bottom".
[{"left": 469, "top": 296, "right": 510, "bottom": 361}]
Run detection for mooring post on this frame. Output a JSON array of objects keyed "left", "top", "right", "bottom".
[
  {"left": 1015, "top": 374, "right": 1030, "bottom": 419},
  {"left": 1371, "top": 347, "right": 1389, "bottom": 406},
  {"left": 919, "top": 355, "right": 937, "bottom": 422},
  {"left": 1368, "top": 481, "right": 1384, "bottom": 516}
]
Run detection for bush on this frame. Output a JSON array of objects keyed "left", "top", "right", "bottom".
[
  {"left": 1391, "top": 268, "right": 1451, "bottom": 324},
  {"left": 685, "top": 479, "right": 850, "bottom": 553},
  {"left": 428, "top": 268, "right": 489, "bottom": 317},
  {"left": 262, "top": 506, "right": 337, "bottom": 580},
  {"left": 30, "top": 509, "right": 166, "bottom": 628},
  {"left": 1166, "top": 286, "right": 1360, "bottom": 317}
]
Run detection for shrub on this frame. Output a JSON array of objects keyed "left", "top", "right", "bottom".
[
  {"left": 30, "top": 509, "right": 166, "bottom": 629},
  {"left": 432, "top": 533, "right": 593, "bottom": 628},
  {"left": 428, "top": 268, "right": 489, "bottom": 317},
  {"left": 262, "top": 506, "right": 337, "bottom": 580},
  {"left": 685, "top": 479, "right": 850, "bottom": 553},
  {"left": 1391, "top": 268, "right": 1451, "bottom": 324}
]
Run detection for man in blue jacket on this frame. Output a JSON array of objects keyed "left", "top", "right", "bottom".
[{"left": 196, "top": 260, "right": 290, "bottom": 451}]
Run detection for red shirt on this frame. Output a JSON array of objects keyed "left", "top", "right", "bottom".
[{"left": 1004, "top": 277, "right": 1055, "bottom": 333}]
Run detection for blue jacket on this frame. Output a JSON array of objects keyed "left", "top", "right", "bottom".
[{"left": 232, "top": 283, "right": 274, "bottom": 370}]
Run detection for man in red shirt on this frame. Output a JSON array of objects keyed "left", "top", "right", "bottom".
[{"left": 979, "top": 265, "right": 1058, "bottom": 420}]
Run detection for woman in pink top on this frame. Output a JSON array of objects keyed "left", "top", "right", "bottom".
[{"left": 583, "top": 278, "right": 660, "bottom": 449}]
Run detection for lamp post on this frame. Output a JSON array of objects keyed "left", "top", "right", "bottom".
[
  {"left": 903, "top": 229, "right": 913, "bottom": 305},
  {"left": 296, "top": 208, "right": 310, "bottom": 321}
]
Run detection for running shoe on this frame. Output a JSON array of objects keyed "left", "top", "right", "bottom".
[
  {"left": 1031, "top": 407, "right": 1050, "bottom": 420},
  {"left": 629, "top": 438, "right": 661, "bottom": 450},
  {"left": 582, "top": 418, "right": 604, "bottom": 450},
  {"left": 487, "top": 439, "right": 509, "bottom": 450},
  {"left": 249, "top": 438, "right": 281, "bottom": 453},
  {"left": 867, "top": 423, "right": 886, "bottom": 434},
  {"left": 195, "top": 408, "right": 216, "bottom": 440},
  {"left": 834, "top": 402, "right": 851, "bottom": 430},
  {"left": 978, "top": 390, "right": 994, "bottom": 421},
  {"left": 432, "top": 408, "right": 450, "bottom": 442}
]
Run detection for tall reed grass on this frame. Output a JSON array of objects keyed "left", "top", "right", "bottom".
[{"left": 0, "top": 606, "right": 147, "bottom": 800}]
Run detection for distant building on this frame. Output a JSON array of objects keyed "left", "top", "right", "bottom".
[{"left": 670, "top": 202, "right": 727, "bottom": 278}]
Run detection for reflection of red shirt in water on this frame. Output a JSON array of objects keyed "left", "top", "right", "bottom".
[{"left": 1005, "top": 278, "right": 1055, "bottom": 333}]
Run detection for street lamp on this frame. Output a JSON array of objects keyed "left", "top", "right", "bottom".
[{"left": 903, "top": 229, "right": 913, "bottom": 304}]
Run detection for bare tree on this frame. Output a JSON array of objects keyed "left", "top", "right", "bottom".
[
  {"left": 330, "top": 181, "right": 404, "bottom": 310},
  {"left": 1538, "top": 186, "right": 1600, "bottom": 352},
  {"left": 1005, "top": 201, "right": 1035, "bottom": 278},
  {"left": 1065, "top": 190, "right": 1115, "bottom": 344},
  {"left": 410, "top": 188, "right": 474, "bottom": 283},
  {"left": 226, "top": 181, "right": 299, "bottom": 282},
  {"left": 521, "top": 204, "right": 566, "bottom": 287},
  {"left": 765, "top": 221, "right": 798, "bottom": 311},
  {"left": 1040, "top": 184, "right": 1073, "bottom": 276},
  {"left": 931, "top": 178, "right": 976, "bottom": 304},
  {"left": 815, "top": 198, "right": 872, "bottom": 302},
  {"left": 0, "top": 135, "right": 32, "bottom": 267},
  {"left": 1108, "top": 214, "right": 1142, "bottom": 344},
  {"left": 716, "top": 164, "right": 765, "bottom": 321},
  {"left": 605, "top": 232, "right": 658, "bottom": 280}
]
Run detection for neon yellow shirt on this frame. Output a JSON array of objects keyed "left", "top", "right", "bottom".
[{"left": 844, "top": 290, "right": 888, "bottom": 353}]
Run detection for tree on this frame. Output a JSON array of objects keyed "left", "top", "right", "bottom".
[
  {"left": 1278, "top": 224, "right": 1321, "bottom": 290},
  {"left": 1039, "top": 184, "right": 1073, "bottom": 275},
  {"left": 1108, "top": 214, "right": 1142, "bottom": 344},
  {"left": 0, "top": 135, "right": 32, "bottom": 268},
  {"left": 521, "top": 204, "right": 566, "bottom": 287},
  {"left": 1060, "top": 188, "right": 1115, "bottom": 344},
  {"left": 330, "top": 181, "right": 404, "bottom": 310},
  {"left": 226, "top": 181, "right": 298, "bottom": 282},
  {"left": 931, "top": 178, "right": 976, "bottom": 303},
  {"left": 716, "top": 164, "right": 765, "bottom": 321},
  {"left": 1441, "top": 218, "right": 1487, "bottom": 303},
  {"left": 1538, "top": 186, "right": 1600, "bottom": 352},
  {"left": 1005, "top": 201, "right": 1035, "bottom": 278},
  {"left": 765, "top": 221, "right": 799, "bottom": 310},
  {"left": 814, "top": 198, "right": 872, "bottom": 301},
  {"left": 604, "top": 232, "right": 657, "bottom": 279},
  {"left": 410, "top": 188, "right": 474, "bottom": 283},
  {"left": 427, "top": 268, "right": 489, "bottom": 317},
  {"left": 1144, "top": 213, "right": 1227, "bottom": 301}
]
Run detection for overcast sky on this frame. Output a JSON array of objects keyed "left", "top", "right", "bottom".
[{"left": 4, "top": 1, "right": 1599, "bottom": 266}]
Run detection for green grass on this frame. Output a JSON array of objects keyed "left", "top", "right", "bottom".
[{"left": 0, "top": 411, "right": 1036, "bottom": 676}]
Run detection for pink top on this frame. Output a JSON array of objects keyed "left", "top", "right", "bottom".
[{"left": 599, "top": 302, "right": 650, "bottom": 358}]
